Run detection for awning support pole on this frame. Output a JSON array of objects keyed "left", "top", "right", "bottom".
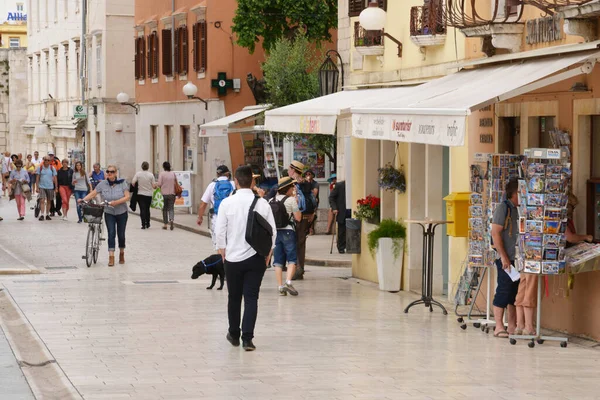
[{"left": 269, "top": 132, "right": 281, "bottom": 181}]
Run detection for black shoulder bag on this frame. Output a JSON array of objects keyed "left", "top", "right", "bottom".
[{"left": 245, "top": 196, "right": 273, "bottom": 257}]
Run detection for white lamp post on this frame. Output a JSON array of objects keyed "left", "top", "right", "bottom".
[
  {"left": 358, "top": 1, "right": 403, "bottom": 57},
  {"left": 116, "top": 92, "right": 139, "bottom": 114},
  {"left": 183, "top": 82, "right": 208, "bottom": 110}
]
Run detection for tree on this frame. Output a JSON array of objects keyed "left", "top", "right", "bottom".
[
  {"left": 262, "top": 33, "right": 336, "bottom": 170},
  {"left": 232, "top": 0, "right": 337, "bottom": 54}
]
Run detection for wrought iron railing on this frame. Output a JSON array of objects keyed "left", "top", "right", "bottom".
[
  {"left": 523, "top": 0, "right": 594, "bottom": 13},
  {"left": 354, "top": 22, "right": 383, "bottom": 47},
  {"left": 410, "top": 1, "right": 447, "bottom": 36},
  {"left": 446, "top": 0, "right": 525, "bottom": 28}
]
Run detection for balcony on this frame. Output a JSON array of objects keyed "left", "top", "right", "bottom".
[
  {"left": 410, "top": 1, "right": 447, "bottom": 47},
  {"left": 546, "top": 0, "right": 600, "bottom": 42},
  {"left": 354, "top": 22, "right": 384, "bottom": 56}
]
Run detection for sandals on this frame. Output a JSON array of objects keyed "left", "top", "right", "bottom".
[{"left": 494, "top": 330, "right": 510, "bottom": 338}]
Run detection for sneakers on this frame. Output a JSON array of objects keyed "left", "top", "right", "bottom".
[
  {"left": 226, "top": 332, "right": 240, "bottom": 347},
  {"left": 17, "top": 216, "right": 24, "bottom": 221},
  {"left": 283, "top": 283, "right": 298, "bottom": 296},
  {"left": 45, "top": 215, "right": 51, "bottom": 221},
  {"left": 62, "top": 216, "right": 68, "bottom": 221},
  {"left": 242, "top": 339, "right": 256, "bottom": 352},
  {"left": 279, "top": 287, "right": 287, "bottom": 296},
  {"left": 39, "top": 216, "right": 44, "bottom": 221}
]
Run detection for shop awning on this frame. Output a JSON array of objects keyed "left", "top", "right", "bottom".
[
  {"left": 352, "top": 51, "right": 600, "bottom": 146},
  {"left": 264, "top": 87, "right": 417, "bottom": 135},
  {"left": 199, "top": 105, "right": 271, "bottom": 137}
]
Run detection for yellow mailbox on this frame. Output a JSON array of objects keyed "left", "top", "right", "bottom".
[{"left": 443, "top": 192, "right": 471, "bottom": 237}]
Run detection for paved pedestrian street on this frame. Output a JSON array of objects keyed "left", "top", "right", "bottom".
[{"left": 0, "top": 199, "right": 599, "bottom": 400}]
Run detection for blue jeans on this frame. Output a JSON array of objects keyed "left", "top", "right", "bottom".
[
  {"left": 104, "top": 212, "right": 128, "bottom": 252},
  {"left": 74, "top": 190, "right": 88, "bottom": 222},
  {"left": 273, "top": 229, "right": 298, "bottom": 267}
]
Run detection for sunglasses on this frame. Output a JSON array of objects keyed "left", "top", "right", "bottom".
[{"left": 106, "top": 170, "right": 116, "bottom": 174}]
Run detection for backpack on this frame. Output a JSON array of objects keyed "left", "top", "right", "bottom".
[
  {"left": 213, "top": 180, "right": 233, "bottom": 215},
  {"left": 270, "top": 196, "right": 291, "bottom": 229},
  {"left": 491, "top": 200, "right": 511, "bottom": 248},
  {"left": 298, "top": 182, "right": 316, "bottom": 214},
  {"left": 245, "top": 196, "right": 273, "bottom": 257}
]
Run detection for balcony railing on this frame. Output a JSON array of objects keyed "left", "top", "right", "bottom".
[
  {"left": 410, "top": 1, "right": 447, "bottom": 36},
  {"left": 354, "top": 22, "right": 383, "bottom": 47},
  {"left": 524, "top": 0, "right": 594, "bottom": 12},
  {"left": 446, "top": 0, "right": 525, "bottom": 28}
]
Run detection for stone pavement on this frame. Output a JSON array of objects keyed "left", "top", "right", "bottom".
[
  {"left": 0, "top": 316, "right": 35, "bottom": 400},
  {"left": 130, "top": 206, "right": 352, "bottom": 266},
  {"left": 0, "top": 198, "right": 599, "bottom": 399}
]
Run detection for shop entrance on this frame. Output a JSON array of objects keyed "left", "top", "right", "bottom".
[{"left": 498, "top": 117, "right": 520, "bottom": 154}]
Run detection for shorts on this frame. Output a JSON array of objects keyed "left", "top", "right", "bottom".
[
  {"left": 493, "top": 259, "right": 520, "bottom": 308},
  {"left": 39, "top": 188, "right": 55, "bottom": 201},
  {"left": 515, "top": 272, "right": 538, "bottom": 308},
  {"left": 273, "top": 229, "right": 298, "bottom": 267}
]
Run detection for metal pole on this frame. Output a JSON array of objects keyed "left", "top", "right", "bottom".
[
  {"left": 269, "top": 133, "right": 280, "bottom": 181},
  {"left": 536, "top": 274, "right": 542, "bottom": 338},
  {"left": 80, "top": 0, "right": 87, "bottom": 166}
]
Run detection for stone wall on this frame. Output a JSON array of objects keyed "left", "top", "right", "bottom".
[{"left": 0, "top": 48, "right": 28, "bottom": 154}]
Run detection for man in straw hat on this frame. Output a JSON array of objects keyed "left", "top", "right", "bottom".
[{"left": 270, "top": 176, "right": 302, "bottom": 296}]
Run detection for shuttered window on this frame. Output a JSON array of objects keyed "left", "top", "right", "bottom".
[
  {"left": 147, "top": 32, "right": 159, "bottom": 78},
  {"left": 193, "top": 21, "right": 207, "bottom": 73},
  {"left": 349, "top": 0, "right": 387, "bottom": 17},
  {"left": 134, "top": 37, "right": 139, "bottom": 80},
  {"left": 162, "top": 29, "right": 173, "bottom": 76},
  {"left": 180, "top": 25, "right": 188, "bottom": 75},
  {"left": 135, "top": 37, "right": 145, "bottom": 80}
]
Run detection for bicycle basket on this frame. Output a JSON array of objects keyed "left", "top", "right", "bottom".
[{"left": 82, "top": 204, "right": 104, "bottom": 224}]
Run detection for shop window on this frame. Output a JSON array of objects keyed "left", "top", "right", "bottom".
[
  {"left": 193, "top": 21, "right": 207, "bottom": 73},
  {"left": 161, "top": 29, "right": 173, "bottom": 76}
]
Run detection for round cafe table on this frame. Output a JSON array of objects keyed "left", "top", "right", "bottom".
[{"left": 404, "top": 219, "right": 452, "bottom": 315}]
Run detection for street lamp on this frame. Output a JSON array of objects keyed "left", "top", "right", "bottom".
[
  {"left": 183, "top": 82, "right": 208, "bottom": 110},
  {"left": 359, "top": 0, "right": 403, "bottom": 57},
  {"left": 116, "top": 92, "right": 139, "bottom": 114},
  {"left": 319, "top": 50, "right": 344, "bottom": 96}
]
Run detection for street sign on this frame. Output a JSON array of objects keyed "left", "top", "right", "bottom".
[{"left": 73, "top": 105, "right": 87, "bottom": 118}]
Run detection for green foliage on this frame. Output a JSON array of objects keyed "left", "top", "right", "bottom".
[
  {"left": 367, "top": 219, "right": 407, "bottom": 258},
  {"left": 263, "top": 33, "right": 336, "bottom": 167},
  {"left": 232, "top": 0, "right": 337, "bottom": 54}
]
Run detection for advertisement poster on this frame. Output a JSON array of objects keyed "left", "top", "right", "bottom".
[{"left": 174, "top": 171, "right": 192, "bottom": 208}]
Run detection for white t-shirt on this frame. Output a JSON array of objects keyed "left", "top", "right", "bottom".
[
  {"left": 274, "top": 194, "right": 299, "bottom": 231},
  {"left": 1, "top": 157, "right": 12, "bottom": 174},
  {"left": 132, "top": 171, "right": 156, "bottom": 197},
  {"left": 201, "top": 176, "right": 236, "bottom": 206}
]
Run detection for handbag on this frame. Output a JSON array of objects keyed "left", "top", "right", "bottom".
[
  {"left": 22, "top": 183, "right": 31, "bottom": 193},
  {"left": 245, "top": 196, "right": 273, "bottom": 257},
  {"left": 174, "top": 173, "right": 183, "bottom": 198},
  {"left": 151, "top": 187, "right": 164, "bottom": 210}
]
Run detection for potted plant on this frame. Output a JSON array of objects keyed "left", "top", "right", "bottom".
[
  {"left": 378, "top": 163, "right": 406, "bottom": 193},
  {"left": 368, "top": 219, "right": 407, "bottom": 292},
  {"left": 354, "top": 195, "right": 380, "bottom": 225}
]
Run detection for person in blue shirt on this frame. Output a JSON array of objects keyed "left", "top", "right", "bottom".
[
  {"left": 89, "top": 163, "right": 105, "bottom": 189},
  {"left": 36, "top": 157, "right": 58, "bottom": 221}
]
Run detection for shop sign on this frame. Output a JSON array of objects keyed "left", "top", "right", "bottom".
[
  {"left": 351, "top": 113, "right": 466, "bottom": 147},
  {"left": 473, "top": 152, "right": 488, "bottom": 162},
  {"left": 478, "top": 105, "right": 491, "bottom": 112},
  {"left": 299, "top": 116, "right": 321, "bottom": 134},
  {"left": 73, "top": 105, "right": 87, "bottom": 118},
  {"left": 479, "top": 118, "right": 493, "bottom": 127},
  {"left": 480, "top": 134, "right": 493, "bottom": 143},
  {"left": 6, "top": 12, "right": 27, "bottom": 21},
  {"left": 547, "top": 149, "right": 561, "bottom": 159},
  {"left": 526, "top": 15, "right": 561, "bottom": 45},
  {"left": 174, "top": 171, "right": 192, "bottom": 208}
]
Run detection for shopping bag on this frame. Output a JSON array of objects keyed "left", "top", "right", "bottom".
[{"left": 151, "top": 188, "right": 164, "bottom": 210}]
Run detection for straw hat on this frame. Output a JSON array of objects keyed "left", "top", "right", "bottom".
[
  {"left": 289, "top": 160, "right": 305, "bottom": 173},
  {"left": 277, "top": 176, "right": 296, "bottom": 190}
]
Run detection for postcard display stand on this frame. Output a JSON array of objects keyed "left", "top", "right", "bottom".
[{"left": 509, "top": 148, "right": 570, "bottom": 348}]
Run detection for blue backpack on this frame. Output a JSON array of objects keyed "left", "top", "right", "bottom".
[{"left": 213, "top": 180, "right": 233, "bottom": 215}]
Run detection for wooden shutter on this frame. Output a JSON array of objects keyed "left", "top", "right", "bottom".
[
  {"left": 134, "top": 37, "right": 140, "bottom": 80},
  {"left": 378, "top": 0, "right": 387, "bottom": 11},
  {"left": 348, "top": 0, "right": 365, "bottom": 17},
  {"left": 139, "top": 36, "right": 146, "bottom": 79},
  {"left": 181, "top": 25, "right": 188, "bottom": 75},
  {"left": 162, "top": 29, "right": 172, "bottom": 76},
  {"left": 147, "top": 34, "right": 153, "bottom": 78},
  {"left": 174, "top": 27, "right": 180, "bottom": 74},
  {"left": 192, "top": 23, "right": 198, "bottom": 72},
  {"left": 152, "top": 32, "right": 159, "bottom": 78},
  {"left": 200, "top": 21, "right": 207, "bottom": 73}
]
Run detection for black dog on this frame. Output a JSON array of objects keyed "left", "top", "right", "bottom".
[{"left": 191, "top": 254, "right": 225, "bottom": 290}]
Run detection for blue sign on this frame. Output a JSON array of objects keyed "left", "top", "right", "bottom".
[{"left": 7, "top": 13, "right": 27, "bottom": 21}]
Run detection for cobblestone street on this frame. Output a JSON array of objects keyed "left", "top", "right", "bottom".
[{"left": 0, "top": 199, "right": 599, "bottom": 400}]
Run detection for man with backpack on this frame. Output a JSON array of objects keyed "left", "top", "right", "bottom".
[
  {"left": 491, "top": 178, "right": 520, "bottom": 338},
  {"left": 287, "top": 160, "right": 316, "bottom": 280},
  {"left": 197, "top": 165, "right": 236, "bottom": 249},
  {"left": 35, "top": 157, "right": 58, "bottom": 221},
  {"left": 270, "top": 177, "right": 302, "bottom": 296}
]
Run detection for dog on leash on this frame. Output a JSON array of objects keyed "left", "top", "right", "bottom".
[{"left": 191, "top": 254, "right": 225, "bottom": 290}]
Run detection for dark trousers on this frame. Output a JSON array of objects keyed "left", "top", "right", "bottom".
[
  {"left": 337, "top": 219, "right": 347, "bottom": 252},
  {"left": 225, "top": 253, "right": 267, "bottom": 341},
  {"left": 104, "top": 212, "right": 128, "bottom": 251},
  {"left": 295, "top": 215, "right": 312, "bottom": 269},
  {"left": 138, "top": 195, "right": 152, "bottom": 227},
  {"left": 162, "top": 194, "right": 176, "bottom": 224}
]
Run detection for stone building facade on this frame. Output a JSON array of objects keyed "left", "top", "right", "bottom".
[{"left": 0, "top": 48, "right": 28, "bottom": 154}]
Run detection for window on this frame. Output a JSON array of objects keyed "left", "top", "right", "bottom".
[
  {"left": 349, "top": 0, "right": 386, "bottom": 17},
  {"left": 193, "top": 21, "right": 207, "bottom": 73},
  {"left": 147, "top": 31, "right": 159, "bottom": 79},
  {"left": 9, "top": 37, "right": 20, "bottom": 48},
  {"left": 134, "top": 36, "right": 146, "bottom": 80},
  {"left": 151, "top": 126, "right": 159, "bottom": 175},
  {"left": 96, "top": 39, "right": 102, "bottom": 87},
  {"left": 64, "top": 0, "right": 68, "bottom": 18},
  {"left": 44, "top": 51, "right": 50, "bottom": 99},
  {"left": 174, "top": 26, "right": 188, "bottom": 75},
  {"left": 161, "top": 29, "right": 173, "bottom": 76},
  {"left": 75, "top": 42, "right": 80, "bottom": 94},
  {"left": 95, "top": 131, "right": 101, "bottom": 165},
  {"left": 165, "top": 126, "right": 172, "bottom": 164},
  {"left": 54, "top": 48, "right": 58, "bottom": 100},
  {"left": 17, "top": 3, "right": 24, "bottom": 11},
  {"left": 181, "top": 126, "right": 191, "bottom": 171},
  {"left": 64, "top": 44, "right": 69, "bottom": 99}
]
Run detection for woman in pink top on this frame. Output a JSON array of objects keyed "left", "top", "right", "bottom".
[{"left": 156, "top": 161, "right": 177, "bottom": 230}]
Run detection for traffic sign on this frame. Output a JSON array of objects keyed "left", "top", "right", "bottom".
[{"left": 73, "top": 105, "right": 87, "bottom": 118}]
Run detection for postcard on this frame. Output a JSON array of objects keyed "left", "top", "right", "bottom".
[
  {"left": 469, "top": 218, "right": 484, "bottom": 230},
  {"left": 545, "top": 194, "right": 566, "bottom": 208},
  {"left": 469, "top": 206, "right": 484, "bottom": 218},
  {"left": 546, "top": 165, "right": 562, "bottom": 177},
  {"left": 519, "top": 217, "right": 526, "bottom": 233},
  {"left": 544, "top": 207, "right": 562, "bottom": 221},
  {"left": 543, "top": 247, "right": 559, "bottom": 261},
  {"left": 527, "top": 206, "right": 543, "bottom": 220},
  {"left": 515, "top": 258, "right": 524, "bottom": 272},
  {"left": 469, "top": 230, "right": 484, "bottom": 241},
  {"left": 524, "top": 260, "right": 541, "bottom": 274},
  {"left": 542, "top": 262, "right": 560, "bottom": 275},
  {"left": 558, "top": 261, "right": 566, "bottom": 273},
  {"left": 529, "top": 176, "right": 545, "bottom": 193},
  {"left": 527, "top": 193, "right": 544, "bottom": 206},
  {"left": 505, "top": 265, "right": 521, "bottom": 282},
  {"left": 544, "top": 220, "right": 561, "bottom": 234},
  {"left": 543, "top": 234, "right": 564, "bottom": 248},
  {"left": 525, "top": 247, "right": 542, "bottom": 261},
  {"left": 525, "top": 233, "right": 543, "bottom": 248},
  {"left": 469, "top": 255, "right": 483, "bottom": 267},
  {"left": 470, "top": 193, "right": 483, "bottom": 205},
  {"left": 526, "top": 220, "right": 543, "bottom": 233},
  {"left": 545, "top": 179, "right": 563, "bottom": 194},
  {"left": 528, "top": 163, "right": 546, "bottom": 178}
]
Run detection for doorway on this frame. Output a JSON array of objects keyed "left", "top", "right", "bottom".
[{"left": 498, "top": 117, "right": 520, "bottom": 154}]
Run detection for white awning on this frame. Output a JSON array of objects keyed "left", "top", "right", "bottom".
[
  {"left": 352, "top": 51, "right": 600, "bottom": 147},
  {"left": 264, "top": 87, "right": 417, "bottom": 135},
  {"left": 199, "top": 105, "right": 271, "bottom": 137}
]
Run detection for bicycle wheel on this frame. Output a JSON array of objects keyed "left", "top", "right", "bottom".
[
  {"left": 85, "top": 225, "right": 95, "bottom": 268},
  {"left": 92, "top": 223, "right": 101, "bottom": 264}
]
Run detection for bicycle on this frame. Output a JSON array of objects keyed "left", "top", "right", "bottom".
[{"left": 80, "top": 201, "right": 108, "bottom": 267}]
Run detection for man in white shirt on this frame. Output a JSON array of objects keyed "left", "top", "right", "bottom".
[
  {"left": 197, "top": 165, "right": 236, "bottom": 249},
  {"left": 215, "top": 165, "right": 277, "bottom": 352}
]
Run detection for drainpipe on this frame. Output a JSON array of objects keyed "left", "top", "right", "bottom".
[
  {"left": 172, "top": 0, "right": 175, "bottom": 79},
  {"left": 80, "top": 0, "right": 87, "bottom": 164}
]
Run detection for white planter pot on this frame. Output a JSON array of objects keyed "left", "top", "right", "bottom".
[{"left": 376, "top": 238, "right": 404, "bottom": 292}]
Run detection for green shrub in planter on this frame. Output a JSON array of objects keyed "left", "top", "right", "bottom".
[{"left": 367, "top": 219, "right": 407, "bottom": 258}]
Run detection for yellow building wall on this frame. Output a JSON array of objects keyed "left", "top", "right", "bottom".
[{"left": 0, "top": 24, "right": 27, "bottom": 48}]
